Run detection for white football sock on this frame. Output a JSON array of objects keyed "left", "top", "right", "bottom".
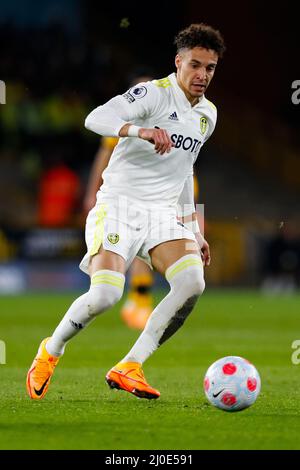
[
  {"left": 121, "top": 254, "right": 205, "bottom": 364},
  {"left": 46, "top": 270, "right": 125, "bottom": 357}
]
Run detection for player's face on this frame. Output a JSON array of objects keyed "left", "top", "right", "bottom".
[{"left": 175, "top": 47, "right": 218, "bottom": 104}]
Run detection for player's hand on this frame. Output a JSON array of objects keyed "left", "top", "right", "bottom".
[
  {"left": 197, "top": 236, "right": 211, "bottom": 267},
  {"left": 139, "top": 127, "right": 174, "bottom": 155}
]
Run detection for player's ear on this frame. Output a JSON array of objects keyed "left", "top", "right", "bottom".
[{"left": 175, "top": 54, "right": 182, "bottom": 70}]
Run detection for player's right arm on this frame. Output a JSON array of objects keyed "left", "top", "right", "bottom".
[
  {"left": 85, "top": 84, "right": 173, "bottom": 155},
  {"left": 118, "top": 123, "right": 173, "bottom": 155}
]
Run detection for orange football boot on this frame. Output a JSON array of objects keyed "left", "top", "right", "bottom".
[
  {"left": 26, "top": 337, "right": 60, "bottom": 400},
  {"left": 106, "top": 362, "right": 160, "bottom": 399}
]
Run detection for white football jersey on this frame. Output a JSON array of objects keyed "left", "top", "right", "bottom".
[{"left": 94, "top": 73, "right": 217, "bottom": 210}]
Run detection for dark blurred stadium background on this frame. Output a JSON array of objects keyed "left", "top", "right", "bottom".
[{"left": 1, "top": 0, "right": 299, "bottom": 294}]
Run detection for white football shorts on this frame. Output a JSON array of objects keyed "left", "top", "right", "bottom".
[{"left": 79, "top": 196, "right": 196, "bottom": 274}]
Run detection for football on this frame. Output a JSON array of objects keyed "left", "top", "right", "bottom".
[{"left": 203, "top": 356, "right": 261, "bottom": 412}]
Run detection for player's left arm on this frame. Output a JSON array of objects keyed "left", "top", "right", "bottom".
[
  {"left": 177, "top": 174, "right": 210, "bottom": 266},
  {"left": 185, "top": 104, "right": 217, "bottom": 265},
  {"left": 83, "top": 142, "right": 114, "bottom": 214}
]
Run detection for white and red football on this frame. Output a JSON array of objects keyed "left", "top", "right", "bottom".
[{"left": 203, "top": 356, "right": 261, "bottom": 411}]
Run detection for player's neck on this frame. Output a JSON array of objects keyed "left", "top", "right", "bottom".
[
  {"left": 175, "top": 75, "right": 200, "bottom": 107},
  {"left": 189, "top": 95, "right": 200, "bottom": 107}
]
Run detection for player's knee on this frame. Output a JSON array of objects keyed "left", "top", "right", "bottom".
[
  {"left": 87, "top": 270, "right": 125, "bottom": 317},
  {"left": 86, "top": 284, "right": 124, "bottom": 317},
  {"left": 167, "top": 256, "right": 205, "bottom": 298},
  {"left": 192, "top": 266, "right": 205, "bottom": 295},
  {"left": 183, "top": 266, "right": 205, "bottom": 297}
]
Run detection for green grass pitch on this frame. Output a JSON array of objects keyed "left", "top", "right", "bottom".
[{"left": 1, "top": 289, "right": 300, "bottom": 450}]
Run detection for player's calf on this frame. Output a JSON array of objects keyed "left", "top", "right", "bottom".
[
  {"left": 47, "top": 269, "right": 125, "bottom": 356},
  {"left": 154, "top": 254, "right": 205, "bottom": 346},
  {"left": 120, "top": 254, "right": 204, "bottom": 365}
]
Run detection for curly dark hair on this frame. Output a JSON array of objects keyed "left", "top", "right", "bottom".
[{"left": 174, "top": 23, "right": 226, "bottom": 57}]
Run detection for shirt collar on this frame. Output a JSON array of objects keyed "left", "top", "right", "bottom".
[{"left": 168, "top": 72, "right": 204, "bottom": 110}]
